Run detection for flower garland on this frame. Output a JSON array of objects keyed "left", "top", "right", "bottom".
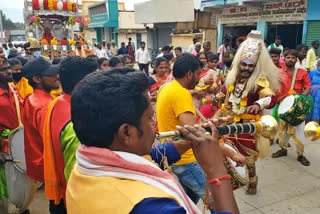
[
  {"left": 32, "top": 0, "right": 40, "bottom": 10},
  {"left": 60, "top": 38, "right": 67, "bottom": 46},
  {"left": 39, "top": 0, "right": 44, "bottom": 10},
  {"left": 53, "top": 0, "right": 58, "bottom": 10},
  {"left": 41, "top": 38, "right": 48, "bottom": 45},
  {"left": 67, "top": 2, "right": 73, "bottom": 11},
  {"left": 43, "top": 0, "right": 49, "bottom": 10},
  {"left": 68, "top": 38, "right": 75, "bottom": 46},
  {"left": 57, "top": 1, "right": 63, "bottom": 10},
  {"left": 63, "top": 1, "right": 67, "bottom": 10},
  {"left": 228, "top": 84, "right": 249, "bottom": 122},
  {"left": 68, "top": 17, "right": 75, "bottom": 26},
  {"left": 48, "top": 0, "right": 54, "bottom": 10},
  {"left": 72, "top": 3, "right": 77, "bottom": 12},
  {"left": 51, "top": 38, "right": 58, "bottom": 45}
]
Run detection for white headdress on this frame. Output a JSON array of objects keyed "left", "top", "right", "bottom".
[{"left": 225, "top": 30, "right": 280, "bottom": 93}]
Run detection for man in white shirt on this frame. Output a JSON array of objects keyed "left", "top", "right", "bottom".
[
  {"left": 135, "top": 41, "right": 151, "bottom": 76},
  {"left": 95, "top": 43, "right": 108, "bottom": 59},
  {"left": 295, "top": 44, "right": 308, "bottom": 69},
  {"left": 187, "top": 37, "right": 198, "bottom": 53},
  {"left": 268, "top": 36, "right": 284, "bottom": 56},
  {"left": 157, "top": 45, "right": 172, "bottom": 58}
]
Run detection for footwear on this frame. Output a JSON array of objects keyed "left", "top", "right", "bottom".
[
  {"left": 272, "top": 148, "right": 287, "bottom": 158},
  {"left": 297, "top": 155, "right": 310, "bottom": 166}
]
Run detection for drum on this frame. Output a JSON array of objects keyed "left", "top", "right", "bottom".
[
  {"left": 278, "top": 94, "right": 314, "bottom": 126},
  {"left": 8, "top": 127, "right": 26, "bottom": 173},
  {"left": 5, "top": 127, "right": 37, "bottom": 211},
  {"left": 5, "top": 161, "right": 36, "bottom": 212},
  {"left": 224, "top": 142, "right": 248, "bottom": 190}
]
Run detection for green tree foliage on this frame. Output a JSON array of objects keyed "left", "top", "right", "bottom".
[{"left": 1, "top": 11, "right": 23, "bottom": 30}]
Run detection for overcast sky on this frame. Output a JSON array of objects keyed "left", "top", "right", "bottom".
[{"left": 0, "top": 0, "right": 198, "bottom": 23}]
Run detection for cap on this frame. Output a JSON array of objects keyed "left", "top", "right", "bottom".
[
  {"left": 22, "top": 57, "right": 60, "bottom": 78},
  {"left": 27, "top": 38, "right": 41, "bottom": 49}
]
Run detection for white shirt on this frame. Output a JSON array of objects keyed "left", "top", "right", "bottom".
[
  {"left": 135, "top": 48, "right": 151, "bottom": 64},
  {"left": 268, "top": 43, "right": 284, "bottom": 55},
  {"left": 295, "top": 58, "right": 306, "bottom": 69},
  {"left": 95, "top": 48, "right": 108, "bottom": 59},
  {"left": 187, "top": 44, "right": 195, "bottom": 53}
]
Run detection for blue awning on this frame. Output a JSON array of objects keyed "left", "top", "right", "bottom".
[{"left": 87, "top": 22, "right": 108, "bottom": 28}]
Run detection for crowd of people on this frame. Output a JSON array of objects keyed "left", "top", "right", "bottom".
[{"left": 0, "top": 30, "right": 319, "bottom": 214}]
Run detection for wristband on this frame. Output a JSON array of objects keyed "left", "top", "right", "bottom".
[{"left": 207, "top": 174, "right": 231, "bottom": 186}]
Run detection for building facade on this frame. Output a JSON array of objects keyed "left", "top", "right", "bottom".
[
  {"left": 305, "top": 0, "right": 320, "bottom": 48},
  {"left": 201, "top": 0, "right": 308, "bottom": 49}
]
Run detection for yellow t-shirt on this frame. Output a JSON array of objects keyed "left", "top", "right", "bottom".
[{"left": 156, "top": 80, "right": 196, "bottom": 165}]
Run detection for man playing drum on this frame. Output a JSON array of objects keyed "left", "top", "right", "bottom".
[
  {"left": 222, "top": 30, "right": 280, "bottom": 194},
  {"left": 0, "top": 58, "right": 22, "bottom": 214},
  {"left": 42, "top": 56, "right": 98, "bottom": 214},
  {"left": 272, "top": 50, "right": 312, "bottom": 166},
  {"left": 23, "top": 57, "right": 60, "bottom": 184}
]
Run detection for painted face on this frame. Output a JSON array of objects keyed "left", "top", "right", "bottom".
[{"left": 239, "top": 61, "right": 256, "bottom": 79}]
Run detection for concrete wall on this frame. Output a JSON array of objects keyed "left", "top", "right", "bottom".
[
  {"left": 203, "top": 29, "right": 217, "bottom": 53},
  {"left": 118, "top": 11, "right": 146, "bottom": 29},
  {"left": 117, "top": 32, "right": 149, "bottom": 49},
  {"left": 172, "top": 34, "right": 199, "bottom": 52}
]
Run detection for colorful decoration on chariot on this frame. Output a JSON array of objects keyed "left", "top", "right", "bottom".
[
  {"left": 32, "top": 0, "right": 40, "bottom": 10},
  {"left": 51, "top": 38, "right": 58, "bottom": 45},
  {"left": 39, "top": 0, "right": 44, "bottom": 10},
  {"left": 57, "top": 1, "right": 63, "bottom": 10},
  {"left": 44, "top": 0, "right": 49, "bottom": 10},
  {"left": 67, "top": 2, "right": 73, "bottom": 11},
  {"left": 68, "top": 38, "right": 75, "bottom": 46},
  {"left": 68, "top": 17, "right": 75, "bottom": 26},
  {"left": 30, "top": 16, "right": 41, "bottom": 26},
  {"left": 41, "top": 38, "right": 49, "bottom": 45},
  {"left": 48, "top": 0, "right": 54, "bottom": 10},
  {"left": 75, "top": 17, "right": 81, "bottom": 23},
  {"left": 32, "top": 0, "right": 77, "bottom": 13},
  {"left": 60, "top": 38, "right": 67, "bottom": 46}
]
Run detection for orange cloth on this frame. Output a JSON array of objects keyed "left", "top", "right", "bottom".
[
  {"left": 72, "top": 48, "right": 93, "bottom": 57},
  {"left": 24, "top": 89, "right": 53, "bottom": 182}
]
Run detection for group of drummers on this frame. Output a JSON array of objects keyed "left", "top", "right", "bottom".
[{"left": 0, "top": 29, "right": 317, "bottom": 214}]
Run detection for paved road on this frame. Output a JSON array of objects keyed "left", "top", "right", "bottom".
[{"left": 11, "top": 139, "right": 320, "bottom": 214}]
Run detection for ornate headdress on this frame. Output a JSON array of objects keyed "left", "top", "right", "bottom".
[
  {"left": 239, "top": 31, "right": 263, "bottom": 64},
  {"left": 225, "top": 30, "right": 280, "bottom": 94}
]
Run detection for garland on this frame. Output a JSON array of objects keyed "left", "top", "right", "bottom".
[
  {"left": 32, "top": 0, "right": 40, "bottom": 10},
  {"left": 68, "top": 38, "right": 75, "bottom": 46},
  {"left": 228, "top": 84, "right": 249, "bottom": 122},
  {"left": 68, "top": 17, "right": 75, "bottom": 26},
  {"left": 60, "top": 38, "right": 67, "bottom": 46},
  {"left": 67, "top": 2, "right": 73, "bottom": 11},
  {"left": 41, "top": 38, "right": 49, "bottom": 45},
  {"left": 43, "top": 0, "right": 49, "bottom": 10},
  {"left": 48, "top": 0, "right": 54, "bottom": 10},
  {"left": 51, "top": 38, "right": 58, "bottom": 45}
]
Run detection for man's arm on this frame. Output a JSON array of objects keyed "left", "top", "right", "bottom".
[{"left": 178, "top": 112, "right": 196, "bottom": 126}]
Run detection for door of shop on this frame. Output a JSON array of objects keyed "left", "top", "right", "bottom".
[{"left": 267, "top": 24, "right": 303, "bottom": 49}]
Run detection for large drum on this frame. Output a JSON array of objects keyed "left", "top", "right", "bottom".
[
  {"left": 223, "top": 142, "right": 248, "bottom": 190},
  {"left": 278, "top": 94, "right": 313, "bottom": 126},
  {"left": 5, "top": 127, "right": 36, "bottom": 211},
  {"left": 8, "top": 127, "right": 26, "bottom": 173}
]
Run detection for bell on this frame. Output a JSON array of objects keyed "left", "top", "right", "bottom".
[
  {"left": 259, "top": 115, "right": 278, "bottom": 140},
  {"left": 304, "top": 121, "right": 320, "bottom": 141}
]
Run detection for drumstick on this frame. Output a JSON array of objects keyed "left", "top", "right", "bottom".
[
  {"left": 5, "top": 159, "right": 21, "bottom": 163},
  {"left": 195, "top": 108, "right": 207, "bottom": 122}
]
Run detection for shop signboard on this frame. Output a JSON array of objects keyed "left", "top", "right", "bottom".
[{"left": 219, "top": 0, "right": 307, "bottom": 24}]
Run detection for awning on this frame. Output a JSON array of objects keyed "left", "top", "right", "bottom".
[{"left": 87, "top": 22, "right": 108, "bottom": 29}]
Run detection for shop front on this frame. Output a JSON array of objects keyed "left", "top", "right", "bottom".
[
  {"left": 216, "top": 0, "right": 307, "bottom": 49},
  {"left": 87, "top": 0, "right": 118, "bottom": 43}
]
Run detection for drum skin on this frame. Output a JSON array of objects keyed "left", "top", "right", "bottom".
[
  {"left": 8, "top": 127, "right": 26, "bottom": 173},
  {"left": 278, "top": 94, "right": 314, "bottom": 126},
  {"left": 223, "top": 142, "right": 249, "bottom": 190}
]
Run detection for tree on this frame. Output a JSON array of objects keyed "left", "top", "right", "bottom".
[{"left": 0, "top": 11, "right": 23, "bottom": 30}]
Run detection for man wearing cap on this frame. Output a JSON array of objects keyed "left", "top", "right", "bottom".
[
  {"left": 157, "top": 45, "right": 172, "bottom": 58},
  {"left": 110, "top": 40, "right": 118, "bottom": 57},
  {"left": 42, "top": 56, "right": 98, "bottom": 213},
  {"left": 222, "top": 31, "right": 280, "bottom": 194},
  {"left": 305, "top": 40, "right": 319, "bottom": 72},
  {"left": 26, "top": 38, "right": 42, "bottom": 59},
  {"left": 23, "top": 57, "right": 60, "bottom": 183},
  {"left": 0, "top": 58, "right": 23, "bottom": 214}
]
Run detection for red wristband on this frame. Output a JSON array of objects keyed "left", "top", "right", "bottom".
[{"left": 207, "top": 174, "right": 231, "bottom": 186}]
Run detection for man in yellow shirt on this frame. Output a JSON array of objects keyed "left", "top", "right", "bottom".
[
  {"left": 305, "top": 40, "right": 319, "bottom": 72},
  {"left": 156, "top": 53, "right": 205, "bottom": 203}
]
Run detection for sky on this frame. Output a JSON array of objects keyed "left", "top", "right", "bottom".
[{"left": 0, "top": 0, "right": 199, "bottom": 23}]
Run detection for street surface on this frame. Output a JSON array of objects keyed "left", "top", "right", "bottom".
[{"left": 9, "top": 139, "right": 320, "bottom": 214}]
